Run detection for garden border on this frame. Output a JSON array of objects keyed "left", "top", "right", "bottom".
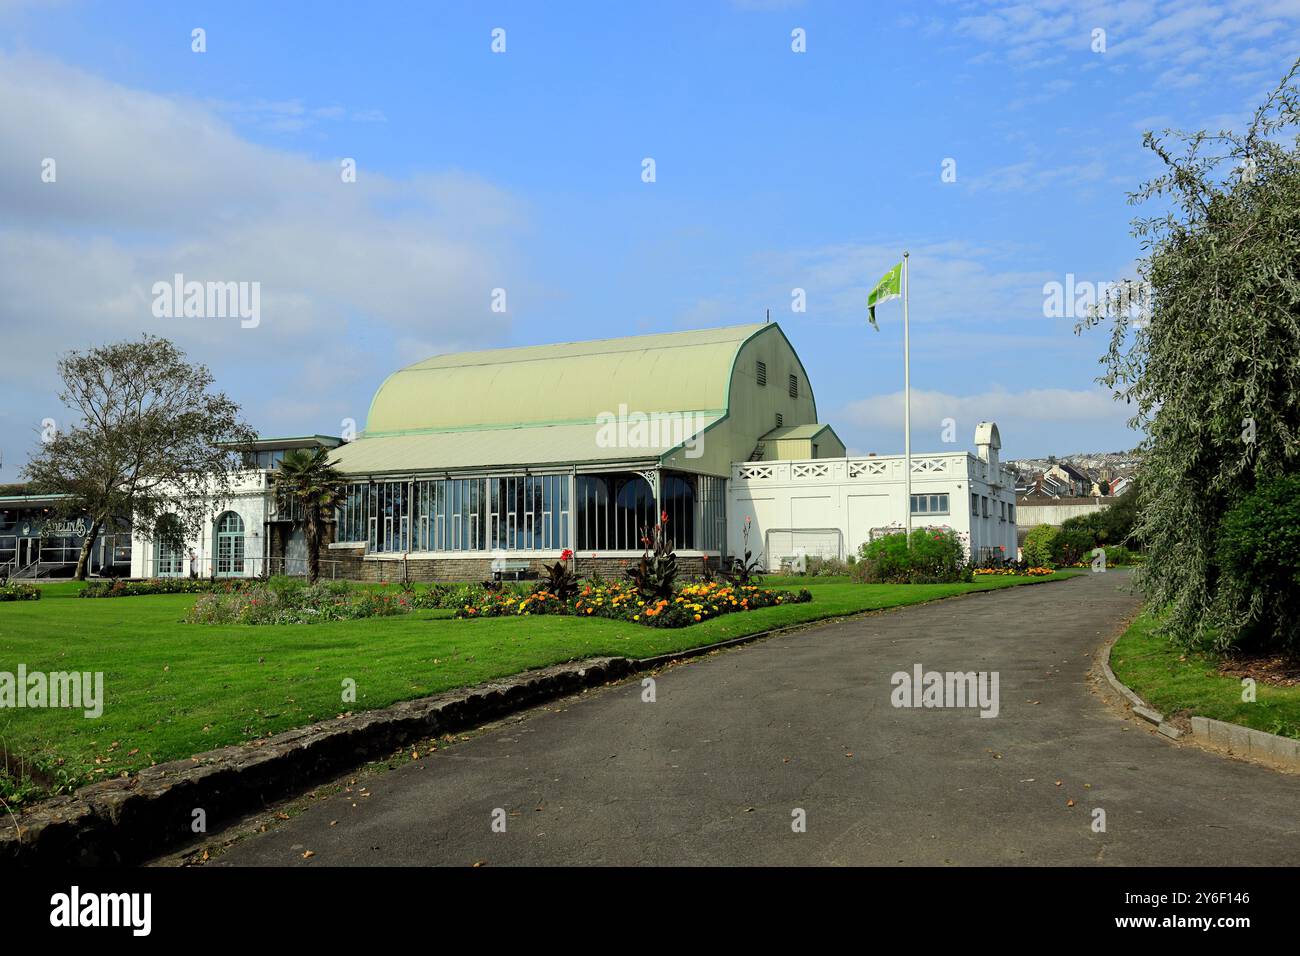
[
  {"left": 1098, "top": 632, "right": 1300, "bottom": 767},
  {"left": 1, "top": 573, "right": 1079, "bottom": 865}
]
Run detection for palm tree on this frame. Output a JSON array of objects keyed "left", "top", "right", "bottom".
[{"left": 271, "top": 448, "right": 345, "bottom": 583}]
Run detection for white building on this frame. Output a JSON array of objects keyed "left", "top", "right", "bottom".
[
  {"left": 728, "top": 422, "right": 1017, "bottom": 569},
  {"left": 129, "top": 436, "right": 341, "bottom": 579}
]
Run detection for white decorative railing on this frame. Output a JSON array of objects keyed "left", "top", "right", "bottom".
[
  {"left": 732, "top": 454, "right": 969, "bottom": 484},
  {"left": 848, "top": 459, "right": 888, "bottom": 478},
  {"left": 910, "top": 458, "right": 948, "bottom": 474},
  {"left": 791, "top": 462, "right": 830, "bottom": 480}
]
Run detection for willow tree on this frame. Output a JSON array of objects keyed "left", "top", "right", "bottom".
[
  {"left": 1080, "top": 58, "right": 1300, "bottom": 651},
  {"left": 23, "top": 336, "right": 255, "bottom": 579}
]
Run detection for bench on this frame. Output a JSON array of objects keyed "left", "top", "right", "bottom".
[{"left": 490, "top": 558, "right": 531, "bottom": 582}]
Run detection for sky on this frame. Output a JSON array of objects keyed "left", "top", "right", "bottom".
[{"left": 1, "top": 0, "right": 1297, "bottom": 474}]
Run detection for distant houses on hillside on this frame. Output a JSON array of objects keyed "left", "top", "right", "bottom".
[{"left": 1011, "top": 455, "right": 1138, "bottom": 504}]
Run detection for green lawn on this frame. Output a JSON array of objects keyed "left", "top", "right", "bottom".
[
  {"left": 0, "top": 572, "right": 1078, "bottom": 802},
  {"left": 1110, "top": 611, "right": 1300, "bottom": 740}
]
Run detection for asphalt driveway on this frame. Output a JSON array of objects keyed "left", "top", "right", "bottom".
[{"left": 203, "top": 571, "right": 1300, "bottom": 866}]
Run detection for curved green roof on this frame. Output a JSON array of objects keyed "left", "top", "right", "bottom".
[{"left": 363, "top": 323, "right": 766, "bottom": 436}]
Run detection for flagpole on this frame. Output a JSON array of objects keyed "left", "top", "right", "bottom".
[{"left": 903, "top": 251, "right": 911, "bottom": 546}]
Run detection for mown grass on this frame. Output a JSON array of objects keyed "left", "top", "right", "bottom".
[
  {"left": 0, "top": 571, "right": 1078, "bottom": 800},
  {"left": 1110, "top": 611, "right": 1300, "bottom": 740}
]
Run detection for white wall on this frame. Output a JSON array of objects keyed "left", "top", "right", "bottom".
[
  {"left": 728, "top": 453, "right": 1018, "bottom": 570},
  {"left": 130, "top": 472, "right": 274, "bottom": 578}
]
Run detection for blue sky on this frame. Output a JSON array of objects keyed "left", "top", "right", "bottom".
[{"left": 1, "top": 0, "right": 1298, "bottom": 474}]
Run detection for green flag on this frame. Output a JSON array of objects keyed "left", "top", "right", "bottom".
[{"left": 867, "top": 262, "right": 902, "bottom": 330}]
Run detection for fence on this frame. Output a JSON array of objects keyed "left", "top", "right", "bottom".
[
  {"left": 135, "top": 555, "right": 346, "bottom": 580},
  {"left": 763, "top": 528, "right": 844, "bottom": 572}
]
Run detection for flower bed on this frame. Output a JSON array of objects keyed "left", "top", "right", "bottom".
[
  {"left": 973, "top": 567, "right": 1054, "bottom": 577},
  {"left": 455, "top": 580, "right": 812, "bottom": 628},
  {"left": 0, "top": 582, "right": 41, "bottom": 601},
  {"left": 81, "top": 577, "right": 258, "bottom": 598},
  {"left": 187, "top": 579, "right": 415, "bottom": 624}
]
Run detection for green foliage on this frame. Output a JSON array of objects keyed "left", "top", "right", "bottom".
[
  {"left": 854, "top": 528, "right": 970, "bottom": 583},
  {"left": 0, "top": 582, "right": 41, "bottom": 601},
  {"left": 804, "top": 556, "right": 851, "bottom": 577},
  {"left": 1103, "top": 545, "right": 1142, "bottom": 566},
  {"left": 722, "top": 516, "right": 765, "bottom": 586},
  {"left": 1080, "top": 58, "right": 1300, "bottom": 651},
  {"left": 626, "top": 519, "right": 679, "bottom": 598},
  {"left": 457, "top": 580, "right": 811, "bottom": 628},
  {"left": 272, "top": 447, "right": 346, "bottom": 583},
  {"left": 1022, "top": 524, "right": 1058, "bottom": 569},
  {"left": 536, "top": 559, "right": 579, "bottom": 600},
  {"left": 20, "top": 335, "right": 255, "bottom": 579},
  {"left": 79, "top": 577, "right": 255, "bottom": 598},
  {"left": 1060, "top": 511, "right": 1106, "bottom": 542},
  {"left": 187, "top": 579, "right": 415, "bottom": 625},
  {"left": 1050, "top": 528, "right": 1095, "bottom": 567},
  {"left": 1211, "top": 475, "right": 1300, "bottom": 652},
  {"left": 1057, "top": 482, "right": 1142, "bottom": 553}
]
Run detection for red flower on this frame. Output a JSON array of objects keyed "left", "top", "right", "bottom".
[
  {"left": 661, "top": 510, "right": 668, "bottom": 524},
  {"left": 561, "top": 548, "right": 574, "bottom": 561}
]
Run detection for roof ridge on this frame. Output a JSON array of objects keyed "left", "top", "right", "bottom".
[{"left": 407, "top": 322, "right": 768, "bottom": 369}]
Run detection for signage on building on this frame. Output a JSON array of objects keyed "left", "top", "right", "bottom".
[{"left": 40, "top": 518, "right": 88, "bottom": 538}]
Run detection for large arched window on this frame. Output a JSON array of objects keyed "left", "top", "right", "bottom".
[
  {"left": 154, "top": 514, "right": 184, "bottom": 577},
  {"left": 215, "top": 511, "right": 245, "bottom": 576}
]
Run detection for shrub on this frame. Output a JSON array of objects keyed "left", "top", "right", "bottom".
[
  {"left": 80, "top": 577, "right": 257, "bottom": 598},
  {"left": 187, "top": 580, "right": 415, "bottom": 625},
  {"left": 855, "top": 532, "right": 912, "bottom": 583},
  {"left": 1102, "top": 545, "right": 1141, "bottom": 566},
  {"left": 854, "top": 528, "right": 970, "bottom": 584},
  {"left": 1050, "top": 528, "right": 1095, "bottom": 567},
  {"left": 1022, "top": 524, "right": 1058, "bottom": 568},
  {"left": 804, "top": 556, "right": 851, "bottom": 577},
  {"left": 1210, "top": 475, "right": 1300, "bottom": 652},
  {"left": 627, "top": 517, "right": 679, "bottom": 598},
  {"left": 0, "top": 582, "right": 40, "bottom": 601}
]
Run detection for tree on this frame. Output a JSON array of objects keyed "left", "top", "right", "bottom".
[
  {"left": 22, "top": 336, "right": 254, "bottom": 580},
  {"left": 271, "top": 447, "right": 345, "bottom": 583},
  {"left": 1099, "top": 477, "right": 1140, "bottom": 548},
  {"left": 1215, "top": 475, "right": 1300, "bottom": 652},
  {"left": 1079, "top": 57, "right": 1300, "bottom": 651}
]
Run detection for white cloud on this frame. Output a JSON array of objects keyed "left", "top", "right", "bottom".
[
  {"left": 950, "top": 0, "right": 1300, "bottom": 91},
  {"left": 0, "top": 52, "right": 531, "bottom": 470}
]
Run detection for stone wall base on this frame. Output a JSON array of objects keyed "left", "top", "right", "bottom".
[{"left": 325, "top": 549, "right": 719, "bottom": 583}]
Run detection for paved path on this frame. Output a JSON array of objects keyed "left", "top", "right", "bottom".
[{"left": 207, "top": 572, "right": 1299, "bottom": 866}]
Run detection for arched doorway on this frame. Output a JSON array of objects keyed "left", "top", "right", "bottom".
[
  {"left": 154, "top": 514, "right": 184, "bottom": 577},
  {"left": 215, "top": 511, "right": 245, "bottom": 576}
]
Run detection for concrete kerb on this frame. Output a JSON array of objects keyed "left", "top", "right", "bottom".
[
  {"left": 0, "top": 573, "right": 1082, "bottom": 864},
  {"left": 1099, "top": 631, "right": 1300, "bottom": 768}
]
